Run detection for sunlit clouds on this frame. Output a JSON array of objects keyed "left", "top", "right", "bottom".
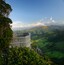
[{"left": 11, "top": 17, "right": 64, "bottom": 29}]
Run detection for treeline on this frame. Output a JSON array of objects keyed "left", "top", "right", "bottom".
[
  {"left": 0, "top": 47, "right": 55, "bottom": 65},
  {"left": 31, "top": 27, "right": 64, "bottom": 65},
  {"left": 15, "top": 25, "right": 64, "bottom": 65}
]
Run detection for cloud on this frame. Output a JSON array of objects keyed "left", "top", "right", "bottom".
[
  {"left": 49, "top": 17, "right": 55, "bottom": 23},
  {"left": 11, "top": 20, "right": 46, "bottom": 29},
  {"left": 11, "top": 17, "right": 64, "bottom": 29},
  {"left": 30, "top": 22, "right": 46, "bottom": 26},
  {"left": 39, "top": 17, "right": 56, "bottom": 25},
  {"left": 11, "top": 21, "right": 25, "bottom": 28},
  {"left": 50, "top": 17, "right": 53, "bottom": 21}
]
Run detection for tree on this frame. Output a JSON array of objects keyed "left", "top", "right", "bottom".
[
  {"left": 0, "top": 0, "right": 13, "bottom": 65},
  {"left": 8, "top": 47, "right": 52, "bottom": 65}
]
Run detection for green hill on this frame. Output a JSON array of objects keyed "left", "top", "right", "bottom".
[{"left": 14, "top": 25, "right": 64, "bottom": 65}]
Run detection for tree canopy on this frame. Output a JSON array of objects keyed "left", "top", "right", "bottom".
[{"left": 0, "top": 0, "right": 13, "bottom": 65}]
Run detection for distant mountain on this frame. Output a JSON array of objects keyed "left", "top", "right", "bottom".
[{"left": 13, "top": 24, "right": 64, "bottom": 32}]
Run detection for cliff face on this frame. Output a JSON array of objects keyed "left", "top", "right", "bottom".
[{"left": 10, "top": 33, "right": 31, "bottom": 48}]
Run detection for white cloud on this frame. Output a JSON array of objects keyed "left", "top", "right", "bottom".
[
  {"left": 50, "top": 17, "right": 53, "bottom": 21},
  {"left": 49, "top": 17, "right": 55, "bottom": 23},
  {"left": 11, "top": 17, "right": 63, "bottom": 29},
  {"left": 52, "top": 20, "right": 55, "bottom": 23},
  {"left": 45, "top": 17, "right": 56, "bottom": 25},
  {"left": 11, "top": 21, "right": 46, "bottom": 29},
  {"left": 39, "top": 17, "right": 56, "bottom": 25},
  {"left": 31, "top": 22, "right": 46, "bottom": 26},
  {"left": 11, "top": 21, "right": 25, "bottom": 28}
]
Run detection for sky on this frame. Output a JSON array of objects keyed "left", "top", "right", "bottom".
[{"left": 6, "top": 0, "right": 64, "bottom": 28}]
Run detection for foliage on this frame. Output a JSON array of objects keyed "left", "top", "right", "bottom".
[
  {"left": 8, "top": 47, "right": 53, "bottom": 65},
  {"left": 0, "top": 0, "right": 13, "bottom": 65},
  {"left": 0, "top": 0, "right": 13, "bottom": 50},
  {"left": 0, "top": 0, "right": 12, "bottom": 17},
  {"left": 19, "top": 26, "right": 64, "bottom": 65}
]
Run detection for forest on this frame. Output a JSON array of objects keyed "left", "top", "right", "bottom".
[{"left": 16, "top": 25, "right": 64, "bottom": 65}]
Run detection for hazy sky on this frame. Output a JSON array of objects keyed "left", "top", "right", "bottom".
[{"left": 6, "top": 0, "right": 64, "bottom": 28}]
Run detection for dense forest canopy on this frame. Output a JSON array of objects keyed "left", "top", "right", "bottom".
[{"left": 0, "top": 0, "right": 13, "bottom": 65}]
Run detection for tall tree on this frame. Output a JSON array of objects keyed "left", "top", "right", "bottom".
[{"left": 0, "top": 0, "right": 13, "bottom": 65}]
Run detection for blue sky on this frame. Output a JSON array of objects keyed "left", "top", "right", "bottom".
[{"left": 6, "top": 0, "right": 64, "bottom": 28}]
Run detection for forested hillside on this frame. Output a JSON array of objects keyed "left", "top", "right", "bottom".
[{"left": 15, "top": 25, "right": 64, "bottom": 65}]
